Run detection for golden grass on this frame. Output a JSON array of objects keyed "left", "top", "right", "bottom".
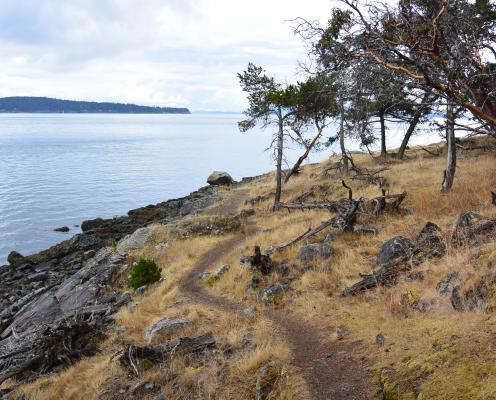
[{"left": 13, "top": 136, "right": 496, "bottom": 399}]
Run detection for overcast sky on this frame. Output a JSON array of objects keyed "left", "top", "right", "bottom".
[{"left": 0, "top": 0, "right": 338, "bottom": 111}]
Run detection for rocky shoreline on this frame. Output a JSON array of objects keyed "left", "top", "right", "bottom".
[{"left": 0, "top": 182, "right": 226, "bottom": 390}]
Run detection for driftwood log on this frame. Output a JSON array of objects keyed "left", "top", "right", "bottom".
[
  {"left": 273, "top": 200, "right": 361, "bottom": 252},
  {"left": 119, "top": 332, "right": 215, "bottom": 376}
]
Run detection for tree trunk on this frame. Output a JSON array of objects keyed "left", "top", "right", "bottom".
[
  {"left": 379, "top": 109, "right": 387, "bottom": 159},
  {"left": 285, "top": 123, "right": 324, "bottom": 183},
  {"left": 339, "top": 104, "right": 348, "bottom": 173},
  {"left": 441, "top": 101, "right": 457, "bottom": 193},
  {"left": 397, "top": 91, "right": 431, "bottom": 160},
  {"left": 273, "top": 107, "right": 284, "bottom": 211}
]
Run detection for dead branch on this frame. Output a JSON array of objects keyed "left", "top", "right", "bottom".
[
  {"left": 273, "top": 201, "right": 360, "bottom": 252},
  {"left": 342, "top": 180, "right": 353, "bottom": 200},
  {"left": 420, "top": 146, "right": 442, "bottom": 157}
]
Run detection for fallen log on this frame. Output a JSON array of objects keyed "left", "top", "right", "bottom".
[
  {"left": 278, "top": 199, "right": 350, "bottom": 213},
  {"left": 120, "top": 332, "right": 215, "bottom": 376},
  {"left": 353, "top": 224, "right": 379, "bottom": 234},
  {"left": 341, "top": 262, "right": 412, "bottom": 296},
  {"left": 342, "top": 222, "right": 446, "bottom": 296},
  {"left": 273, "top": 201, "right": 360, "bottom": 252}
]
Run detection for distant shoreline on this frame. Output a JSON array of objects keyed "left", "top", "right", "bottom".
[{"left": 0, "top": 96, "right": 191, "bottom": 114}]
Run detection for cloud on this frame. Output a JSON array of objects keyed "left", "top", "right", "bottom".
[{"left": 0, "top": 0, "right": 337, "bottom": 111}]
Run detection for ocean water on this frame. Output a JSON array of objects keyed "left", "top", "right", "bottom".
[{"left": 0, "top": 113, "right": 442, "bottom": 264}]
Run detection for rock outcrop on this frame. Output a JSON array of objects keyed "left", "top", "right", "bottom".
[{"left": 0, "top": 186, "right": 220, "bottom": 386}]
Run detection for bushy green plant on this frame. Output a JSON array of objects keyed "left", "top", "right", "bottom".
[
  {"left": 205, "top": 274, "right": 221, "bottom": 286},
  {"left": 129, "top": 257, "right": 161, "bottom": 290}
]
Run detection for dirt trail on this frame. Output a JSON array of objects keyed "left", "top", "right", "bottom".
[{"left": 180, "top": 188, "right": 373, "bottom": 399}]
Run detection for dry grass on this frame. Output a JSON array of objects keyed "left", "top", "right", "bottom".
[{"left": 12, "top": 136, "right": 496, "bottom": 399}]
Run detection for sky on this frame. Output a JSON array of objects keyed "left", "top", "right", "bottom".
[{"left": 0, "top": 0, "right": 338, "bottom": 112}]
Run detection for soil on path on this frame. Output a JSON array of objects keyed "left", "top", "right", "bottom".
[{"left": 180, "top": 187, "right": 373, "bottom": 399}]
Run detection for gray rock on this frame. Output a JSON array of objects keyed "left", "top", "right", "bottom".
[
  {"left": 451, "top": 286, "right": 464, "bottom": 311},
  {"left": 117, "top": 226, "right": 154, "bottom": 254},
  {"left": 54, "top": 226, "right": 70, "bottom": 233},
  {"left": 256, "top": 284, "right": 287, "bottom": 304},
  {"left": 411, "top": 298, "right": 427, "bottom": 312},
  {"left": 376, "top": 333, "right": 385, "bottom": 347},
  {"left": 324, "top": 233, "right": 338, "bottom": 242},
  {"left": 256, "top": 362, "right": 280, "bottom": 400},
  {"left": 197, "top": 272, "right": 210, "bottom": 280},
  {"left": 26, "top": 272, "right": 49, "bottom": 283},
  {"left": 114, "top": 326, "right": 126, "bottom": 335},
  {"left": 336, "top": 325, "right": 347, "bottom": 340},
  {"left": 135, "top": 285, "right": 148, "bottom": 295},
  {"left": 154, "top": 242, "right": 168, "bottom": 251},
  {"left": 377, "top": 236, "right": 417, "bottom": 267},
  {"left": 7, "top": 251, "right": 26, "bottom": 267},
  {"left": 127, "top": 301, "right": 139, "bottom": 312},
  {"left": 298, "top": 243, "right": 333, "bottom": 262},
  {"left": 213, "top": 264, "right": 230, "bottom": 277},
  {"left": 144, "top": 317, "right": 191, "bottom": 343},
  {"left": 436, "top": 272, "right": 461, "bottom": 296},
  {"left": 0, "top": 248, "right": 128, "bottom": 383},
  {"left": 207, "top": 171, "right": 234, "bottom": 186},
  {"left": 240, "top": 256, "right": 255, "bottom": 269},
  {"left": 417, "top": 222, "right": 446, "bottom": 258},
  {"left": 242, "top": 306, "right": 256, "bottom": 318}
]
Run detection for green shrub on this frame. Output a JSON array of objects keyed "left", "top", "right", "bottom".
[
  {"left": 205, "top": 274, "right": 221, "bottom": 286},
  {"left": 129, "top": 257, "right": 161, "bottom": 290}
]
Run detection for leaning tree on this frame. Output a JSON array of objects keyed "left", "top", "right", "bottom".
[
  {"left": 238, "top": 63, "right": 295, "bottom": 211},
  {"left": 335, "top": 0, "right": 496, "bottom": 190}
]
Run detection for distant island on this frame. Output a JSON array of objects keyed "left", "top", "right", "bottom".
[{"left": 0, "top": 96, "right": 190, "bottom": 114}]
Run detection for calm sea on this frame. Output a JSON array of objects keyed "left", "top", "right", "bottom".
[{"left": 0, "top": 113, "right": 441, "bottom": 264}]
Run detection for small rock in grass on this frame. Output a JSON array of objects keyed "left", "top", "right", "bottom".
[
  {"left": 376, "top": 333, "right": 385, "bottom": 347},
  {"left": 214, "top": 264, "right": 230, "bottom": 277},
  {"left": 154, "top": 242, "right": 168, "bottom": 251},
  {"left": 256, "top": 284, "right": 287, "bottom": 304},
  {"left": 135, "top": 285, "right": 148, "bottom": 295},
  {"left": 298, "top": 243, "right": 333, "bottom": 262},
  {"left": 127, "top": 301, "right": 139, "bottom": 312},
  {"left": 197, "top": 272, "right": 210, "bottom": 280},
  {"left": 336, "top": 325, "right": 347, "bottom": 340},
  {"left": 451, "top": 286, "right": 464, "bottom": 311},
  {"left": 145, "top": 317, "right": 191, "bottom": 343},
  {"left": 256, "top": 362, "right": 280, "bottom": 400}
]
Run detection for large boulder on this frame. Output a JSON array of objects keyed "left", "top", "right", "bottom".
[
  {"left": 417, "top": 222, "right": 446, "bottom": 259},
  {"left": 207, "top": 171, "right": 234, "bottom": 186},
  {"left": 377, "top": 236, "right": 417, "bottom": 267},
  {"left": 7, "top": 251, "right": 26, "bottom": 267},
  {"left": 298, "top": 243, "right": 333, "bottom": 262}
]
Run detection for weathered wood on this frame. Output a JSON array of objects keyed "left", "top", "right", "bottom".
[
  {"left": 342, "top": 262, "right": 412, "bottom": 296},
  {"left": 342, "top": 180, "right": 353, "bottom": 200},
  {"left": 274, "top": 201, "right": 360, "bottom": 252},
  {"left": 353, "top": 224, "right": 379, "bottom": 234},
  {"left": 120, "top": 332, "right": 215, "bottom": 376},
  {"left": 278, "top": 199, "right": 349, "bottom": 213}
]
